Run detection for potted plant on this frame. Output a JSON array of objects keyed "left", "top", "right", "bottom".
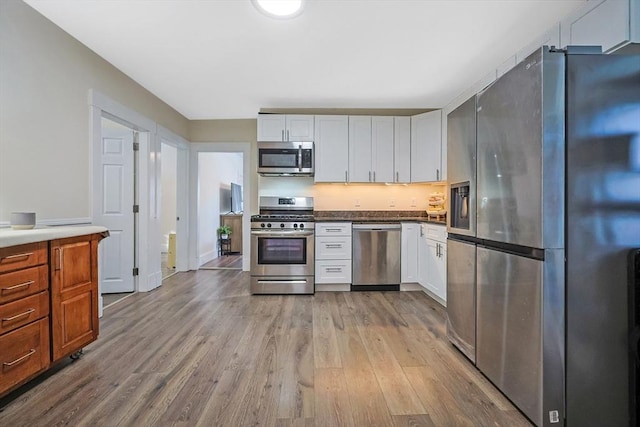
[{"left": 217, "top": 224, "right": 232, "bottom": 240}]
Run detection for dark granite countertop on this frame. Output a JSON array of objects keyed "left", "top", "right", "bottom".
[{"left": 314, "top": 211, "right": 446, "bottom": 226}]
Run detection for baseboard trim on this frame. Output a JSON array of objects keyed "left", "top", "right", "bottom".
[
  {"left": 315, "top": 284, "right": 350, "bottom": 292},
  {"left": 199, "top": 249, "right": 217, "bottom": 266}
]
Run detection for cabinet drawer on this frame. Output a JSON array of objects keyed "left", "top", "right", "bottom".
[
  {"left": 315, "top": 260, "right": 352, "bottom": 284},
  {"left": 316, "top": 222, "right": 352, "bottom": 236},
  {"left": 422, "top": 224, "right": 447, "bottom": 243},
  {"left": 0, "top": 265, "right": 49, "bottom": 304},
  {"left": 316, "top": 237, "right": 352, "bottom": 259},
  {"left": 0, "top": 291, "right": 49, "bottom": 335},
  {"left": 0, "top": 317, "right": 50, "bottom": 396},
  {"left": 0, "top": 242, "right": 47, "bottom": 274}
]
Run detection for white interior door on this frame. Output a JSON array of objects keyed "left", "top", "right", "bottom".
[{"left": 97, "top": 117, "right": 135, "bottom": 293}]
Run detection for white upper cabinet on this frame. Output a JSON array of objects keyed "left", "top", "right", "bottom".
[
  {"left": 257, "top": 114, "right": 314, "bottom": 141},
  {"left": 371, "top": 116, "right": 395, "bottom": 183},
  {"left": 561, "top": 0, "right": 639, "bottom": 53},
  {"left": 411, "top": 110, "right": 443, "bottom": 182},
  {"left": 314, "top": 115, "right": 349, "bottom": 183},
  {"left": 394, "top": 117, "right": 411, "bottom": 183},
  {"left": 348, "top": 116, "right": 373, "bottom": 182}
]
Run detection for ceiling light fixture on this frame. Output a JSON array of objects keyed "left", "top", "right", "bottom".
[{"left": 252, "top": 0, "right": 305, "bottom": 19}]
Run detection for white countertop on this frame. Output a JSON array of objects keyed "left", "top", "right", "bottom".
[{"left": 0, "top": 225, "right": 109, "bottom": 248}]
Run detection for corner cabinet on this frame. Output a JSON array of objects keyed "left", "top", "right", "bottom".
[
  {"left": 0, "top": 231, "right": 106, "bottom": 397},
  {"left": 314, "top": 115, "right": 349, "bottom": 183},
  {"left": 257, "top": 114, "right": 314, "bottom": 142},
  {"left": 411, "top": 110, "right": 444, "bottom": 182}
]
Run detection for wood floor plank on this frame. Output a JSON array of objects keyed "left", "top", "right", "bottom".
[
  {"left": 0, "top": 272, "right": 532, "bottom": 427},
  {"left": 314, "top": 368, "right": 355, "bottom": 427}
]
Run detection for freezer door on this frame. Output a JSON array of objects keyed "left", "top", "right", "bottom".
[
  {"left": 476, "top": 246, "right": 542, "bottom": 426},
  {"left": 446, "top": 238, "right": 476, "bottom": 362},
  {"left": 476, "top": 48, "right": 564, "bottom": 249}
]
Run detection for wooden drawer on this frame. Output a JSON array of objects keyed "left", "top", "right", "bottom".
[
  {"left": 0, "top": 265, "right": 49, "bottom": 304},
  {"left": 422, "top": 223, "right": 447, "bottom": 243},
  {"left": 316, "top": 222, "right": 352, "bottom": 236},
  {"left": 315, "top": 260, "right": 352, "bottom": 284},
  {"left": 0, "top": 317, "right": 50, "bottom": 396},
  {"left": 0, "top": 291, "right": 49, "bottom": 336},
  {"left": 0, "top": 242, "right": 47, "bottom": 274},
  {"left": 316, "top": 237, "right": 352, "bottom": 260}
]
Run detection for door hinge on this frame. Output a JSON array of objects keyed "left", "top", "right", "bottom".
[
  {"left": 133, "top": 268, "right": 139, "bottom": 276},
  {"left": 133, "top": 142, "right": 140, "bottom": 151},
  {"left": 133, "top": 204, "right": 139, "bottom": 213},
  {"left": 133, "top": 131, "right": 140, "bottom": 151}
]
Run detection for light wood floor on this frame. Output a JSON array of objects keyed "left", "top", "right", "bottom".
[
  {"left": 201, "top": 254, "right": 243, "bottom": 269},
  {"left": 0, "top": 269, "right": 531, "bottom": 426}
]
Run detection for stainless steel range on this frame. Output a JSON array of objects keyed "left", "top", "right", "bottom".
[{"left": 250, "top": 196, "right": 314, "bottom": 294}]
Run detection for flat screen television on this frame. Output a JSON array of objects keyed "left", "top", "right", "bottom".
[{"left": 231, "top": 182, "right": 243, "bottom": 213}]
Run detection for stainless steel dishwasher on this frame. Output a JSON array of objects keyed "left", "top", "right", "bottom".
[{"left": 352, "top": 223, "right": 401, "bottom": 291}]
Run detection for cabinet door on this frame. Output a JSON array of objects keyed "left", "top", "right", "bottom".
[
  {"left": 394, "top": 117, "right": 411, "bottom": 183},
  {"left": 50, "top": 235, "right": 100, "bottom": 361},
  {"left": 371, "top": 116, "right": 394, "bottom": 183},
  {"left": 423, "top": 239, "right": 440, "bottom": 298},
  {"left": 401, "top": 223, "right": 419, "bottom": 283},
  {"left": 257, "top": 114, "right": 286, "bottom": 141},
  {"left": 314, "top": 116, "right": 349, "bottom": 183},
  {"left": 348, "top": 116, "right": 372, "bottom": 182},
  {"left": 417, "top": 225, "right": 429, "bottom": 286},
  {"left": 411, "top": 110, "right": 443, "bottom": 182},
  {"left": 286, "top": 115, "right": 314, "bottom": 141},
  {"left": 562, "top": 0, "right": 633, "bottom": 53}
]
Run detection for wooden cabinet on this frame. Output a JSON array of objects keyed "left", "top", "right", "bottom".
[
  {"left": 315, "top": 223, "right": 352, "bottom": 287},
  {"left": 0, "top": 232, "right": 105, "bottom": 397},
  {"left": 401, "top": 223, "right": 419, "bottom": 283},
  {"left": 50, "top": 234, "right": 101, "bottom": 362},
  {"left": 0, "top": 242, "right": 50, "bottom": 396},
  {"left": 314, "top": 115, "right": 349, "bottom": 183},
  {"left": 220, "top": 214, "right": 243, "bottom": 254},
  {"left": 411, "top": 110, "right": 444, "bottom": 182},
  {"left": 257, "top": 114, "right": 314, "bottom": 142}
]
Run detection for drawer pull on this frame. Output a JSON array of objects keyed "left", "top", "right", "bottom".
[
  {"left": 326, "top": 267, "right": 343, "bottom": 272},
  {"left": 0, "top": 252, "right": 33, "bottom": 263},
  {"left": 1, "top": 280, "right": 34, "bottom": 293},
  {"left": 2, "top": 308, "right": 36, "bottom": 323},
  {"left": 325, "top": 244, "right": 343, "bottom": 248},
  {"left": 3, "top": 349, "right": 36, "bottom": 369},
  {"left": 325, "top": 229, "right": 342, "bottom": 232}
]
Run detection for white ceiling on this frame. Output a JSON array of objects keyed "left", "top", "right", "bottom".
[{"left": 25, "top": 0, "right": 585, "bottom": 120}]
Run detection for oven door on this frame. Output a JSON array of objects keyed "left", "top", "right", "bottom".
[{"left": 250, "top": 229, "right": 314, "bottom": 276}]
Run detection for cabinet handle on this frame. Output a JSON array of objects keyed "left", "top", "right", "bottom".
[
  {"left": 281, "top": 130, "right": 285, "bottom": 141},
  {"left": 368, "top": 171, "right": 371, "bottom": 182},
  {"left": 287, "top": 130, "right": 290, "bottom": 141},
  {"left": 436, "top": 169, "right": 440, "bottom": 181},
  {"left": 325, "top": 244, "right": 343, "bottom": 248},
  {"left": 1, "top": 280, "right": 34, "bottom": 293},
  {"left": 345, "top": 171, "right": 348, "bottom": 183},
  {"left": 2, "top": 349, "right": 36, "bottom": 369},
  {"left": 2, "top": 308, "right": 35, "bottom": 323},
  {"left": 325, "top": 228, "right": 343, "bottom": 232},
  {"left": 326, "top": 267, "right": 343, "bottom": 272},
  {"left": 396, "top": 171, "right": 399, "bottom": 182},
  {"left": 54, "top": 248, "right": 63, "bottom": 271},
  {"left": 373, "top": 171, "right": 376, "bottom": 182},
  {"left": 0, "top": 252, "right": 33, "bottom": 264}
]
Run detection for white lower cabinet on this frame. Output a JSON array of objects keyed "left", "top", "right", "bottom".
[
  {"left": 401, "top": 223, "right": 419, "bottom": 283},
  {"left": 315, "top": 222, "right": 352, "bottom": 289},
  {"left": 418, "top": 223, "right": 447, "bottom": 304}
]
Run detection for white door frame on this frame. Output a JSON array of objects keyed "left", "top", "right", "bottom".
[
  {"left": 90, "top": 90, "right": 162, "bottom": 315},
  {"left": 189, "top": 142, "right": 251, "bottom": 272},
  {"left": 158, "top": 125, "right": 190, "bottom": 272}
]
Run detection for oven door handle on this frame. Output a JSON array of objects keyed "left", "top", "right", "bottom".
[{"left": 251, "top": 230, "right": 314, "bottom": 237}]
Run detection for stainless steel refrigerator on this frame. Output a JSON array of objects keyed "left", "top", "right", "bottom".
[{"left": 446, "top": 46, "right": 640, "bottom": 427}]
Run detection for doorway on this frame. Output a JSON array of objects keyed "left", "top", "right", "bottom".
[{"left": 160, "top": 142, "right": 178, "bottom": 279}]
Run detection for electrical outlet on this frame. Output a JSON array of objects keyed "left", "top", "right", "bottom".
[
  {"left": 389, "top": 198, "right": 396, "bottom": 207},
  {"left": 355, "top": 198, "right": 361, "bottom": 207},
  {"left": 411, "top": 197, "right": 417, "bottom": 207}
]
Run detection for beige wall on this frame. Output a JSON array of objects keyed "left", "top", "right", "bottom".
[{"left": 0, "top": 0, "right": 189, "bottom": 222}]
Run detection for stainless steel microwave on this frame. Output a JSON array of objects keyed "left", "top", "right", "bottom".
[{"left": 257, "top": 141, "right": 314, "bottom": 176}]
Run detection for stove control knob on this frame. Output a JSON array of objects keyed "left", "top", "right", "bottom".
[
  {"left": 300, "top": 223, "right": 305, "bottom": 229},
  {"left": 293, "top": 223, "right": 298, "bottom": 228},
  {"left": 261, "top": 223, "right": 265, "bottom": 228},
  {"left": 280, "top": 223, "right": 285, "bottom": 228},
  {"left": 267, "top": 223, "right": 271, "bottom": 228}
]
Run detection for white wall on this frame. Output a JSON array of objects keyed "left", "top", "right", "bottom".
[
  {"left": 160, "top": 143, "right": 177, "bottom": 252},
  {"left": 197, "top": 152, "right": 243, "bottom": 265},
  {"left": 0, "top": 1, "right": 189, "bottom": 224}
]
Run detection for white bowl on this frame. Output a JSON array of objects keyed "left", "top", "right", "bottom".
[{"left": 11, "top": 212, "right": 36, "bottom": 230}]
